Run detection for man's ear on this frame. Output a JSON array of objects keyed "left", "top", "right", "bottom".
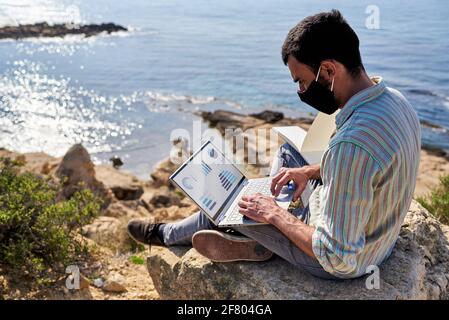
[{"left": 319, "top": 60, "right": 337, "bottom": 81}]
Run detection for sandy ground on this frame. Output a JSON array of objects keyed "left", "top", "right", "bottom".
[{"left": 415, "top": 149, "right": 449, "bottom": 197}]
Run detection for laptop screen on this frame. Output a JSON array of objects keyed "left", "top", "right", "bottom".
[{"left": 170, "top": 141, "right": 245, "bottom": 221}]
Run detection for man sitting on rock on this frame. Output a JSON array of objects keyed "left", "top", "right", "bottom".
[{"left": 128, "top": 10, "right": 421, "bottom": 280}]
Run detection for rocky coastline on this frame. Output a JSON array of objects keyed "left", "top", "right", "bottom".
[
  {"left": 1, "top": 109, "right": 448, "bottom": 300},
  {"left": 0, "top": 22, "right": 127, "bottom": 40}
]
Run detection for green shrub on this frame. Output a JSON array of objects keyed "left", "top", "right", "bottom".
[
  {"left": 417, "top": 174, "right": 449, "bottom": 225},
  {"left": 0, "top": 157, "right": 102, "bottom": 280}
]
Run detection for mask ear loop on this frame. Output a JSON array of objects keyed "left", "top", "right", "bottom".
[
  {"left": 316, "top": 65, "right": 335, "bottom": 91},
  {"left": 315, "top": 65, "right": 321, "bottom": 82}
]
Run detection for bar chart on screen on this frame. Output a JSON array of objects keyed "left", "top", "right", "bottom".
[
  {"left": 200, "top": 161, "right": 212, "bottom": 176},
  {"left": 219, "top": 170, "right": 237, "bottom": 191},
  {"left": 199, "top": 193, "right": 217, "bottom": 211}
]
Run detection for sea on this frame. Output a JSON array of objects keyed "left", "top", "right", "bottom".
[{"left": 0, "top": 0, "right": 448, "bottom": 179}]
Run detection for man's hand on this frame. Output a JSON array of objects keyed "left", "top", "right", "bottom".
[
  {"left": 238, "top": 193, "right": 285, "bottom": 224},
  {"left": 238, "top": 192, "right": 317, "bottom": 259},
  {"left": 270, "top": 166, "right": 316, "bottom": 201}
]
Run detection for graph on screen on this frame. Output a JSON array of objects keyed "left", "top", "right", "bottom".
[
  {"left": 201, "top": 161, "right": 212, "bottom": 176},
  {"left": 199, "top": 193, "right": 217, "bottom": 211},
  {"left": 219, "top": 170, "right": 237, "bottom": 191}
]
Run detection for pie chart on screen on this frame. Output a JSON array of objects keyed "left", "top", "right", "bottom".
[
  {"left": 208, "top": 147, "right": 218, "bottom": 159},
  {"left": 182, "top": 177, "right": 194, "bottom": 190}
]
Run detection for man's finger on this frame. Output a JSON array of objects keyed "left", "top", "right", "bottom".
[
  {"left": 270, "top": 170, "right": 287, "bottom": 194},
  {"left": 293, "top": 184, "right": 306, "bottom": 202},
  {"left": 241, "top": 195, "right": 254, "bottom": 202},
  {"left": 239, "top": 207, "right": 256, "bottom": 219},
  {"left": 239, "top": 207, "right": 250, "bottom": 216},
  {"left": 273, "top": 174, "right": 291, "bottom": 197},
  {"left": 238, "top": 200, "right": 249, "bottom": 209}
]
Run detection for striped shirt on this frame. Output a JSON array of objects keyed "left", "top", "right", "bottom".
[{"left": 309, "top": 76, "right": 421, "bottom": 278}]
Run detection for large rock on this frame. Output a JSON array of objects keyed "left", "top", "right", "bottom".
[
  {"left": 103, "top": 273, "right": 127, "bottom": 293},
  {"left": 102, "top": 200, "right": 149, "bottom": 219},
  {"left": 249, "top": 110, "right": 284, "bottom": 123},
  {"left": 147, "top": 189, "right": 182, "bottom": 208},
  {"left": 200, "top": 110, "right": 266, "bottom": 135},
  {"left": 150, "top": 157, "right": 180, "bottom": 188},
  {"left": 81, "top": 216, "right": 132, "bottom": 253},
  {"left": 147, "top": 200, "right": 449, "bottom": 299},
  {"left": 95, "top": 165, "right": 144, "bottom": 200},
  {"left": 56, "top": 144, "right": 110, "bottom": 205},
  {"left": 200, "top": 109, "right": 313, "bottom": 135}
]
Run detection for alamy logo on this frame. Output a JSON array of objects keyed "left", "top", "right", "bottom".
[
  {"left": 365, "top": 265, "right": 380, "bottom": 290},
  {"left": 65, "top": 265, "right": 80, "bottom": 290},
  {"left": 365, "top": 5, "right": 380, "bottom": 30}
]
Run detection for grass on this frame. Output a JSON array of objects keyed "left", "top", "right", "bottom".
[
  {"left": 417, "top": 174, "right": 449, "bottom": 225},
  {"left": 129, "top": 255, "right": 145, "bottom": 265}
]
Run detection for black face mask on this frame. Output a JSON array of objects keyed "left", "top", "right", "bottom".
[{"left": 297, "top": 65, "right": 339, "bottom": 115}]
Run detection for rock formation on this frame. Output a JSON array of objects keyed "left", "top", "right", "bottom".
[
  {"left": 56, "top": 144, "right": 110, "bottom": 205},
  {"left": 0, "top": 22, "right": 127, "bottom": 40},
  {"left": 147, "top": 201, "right": 449, "bottom": 299}
]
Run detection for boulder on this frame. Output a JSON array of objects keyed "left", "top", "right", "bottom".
[
  {"left": 109, "top": 155, "right": 124, "bottom": 168},
  {"left": 81, "top": 216, "right": 132, "bottom": 253},
  {"left": 200, "top": 109, "right": 314, "bottom": 135},
  {"left": 200, "top": 110, "right": 266, "bottom": 135},
  {"left": 147, "top": 200, "right": 449, "bottom": 299},
  {"left": 56, "top": 144, "right": 110, "bottom": 206},
  {"left": 148, "top": 191, "right": 181, "bottom": 208},
  {"left": 249, "top": 110, "right": 284, "bottom": 123},
  {"left": 102, "top": 200, "right": 149, "bottom": 219},
  {"left": 95, "top": 165, "right": 144, "bottom": 200},
  {"left": 109, "top": 185, "right": 143, "bottom": 201},
  {"left": 150, "top": 157, "right": 180, "bottom": 188},
  {"left": 103, "top": 273, "right": 127, "bottom": 293}
]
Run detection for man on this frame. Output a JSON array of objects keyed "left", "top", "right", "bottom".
[{"left": 128, "top": 10, "right": 421, "bottom": 279}]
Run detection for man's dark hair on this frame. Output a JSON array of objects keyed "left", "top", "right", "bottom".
[{"left": 281, "top": 9, "right": 365, "bottom": 77}]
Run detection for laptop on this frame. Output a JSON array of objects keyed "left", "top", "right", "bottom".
[{"left": 169, "top": 140, "right": 295, "bottom": 227}]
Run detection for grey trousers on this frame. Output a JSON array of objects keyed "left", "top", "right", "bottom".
[{"left": 161, "top": 143, "right": 339, "bottom": 280}]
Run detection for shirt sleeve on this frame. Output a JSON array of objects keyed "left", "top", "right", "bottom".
[{"left": 312, "top": 141, "right": 382, "bottom": 278}]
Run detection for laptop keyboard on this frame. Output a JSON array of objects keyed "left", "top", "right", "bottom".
[{"left": 225, "top": 178, "right": 272, "bottom": 223}]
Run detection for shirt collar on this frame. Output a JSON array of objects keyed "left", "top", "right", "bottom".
[{"left": 335, "top": 76, "right": 386, "bottom": 129}]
